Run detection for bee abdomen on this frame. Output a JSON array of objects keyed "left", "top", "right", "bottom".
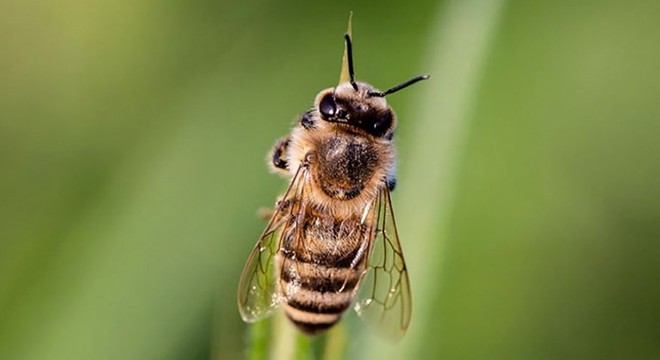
[
  {"left": 283, "top": 289, "right": 353, "bottom": 335},
  {"left": 285, "top": 311, "right": 341, "bottom": 335},
  {"left": 280, "top": 258, "right": 362, "bottom": 335}
]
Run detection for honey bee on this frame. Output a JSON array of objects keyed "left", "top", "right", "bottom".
[{"left": 237, "top": 31, "right": 428, "bottom": 340}]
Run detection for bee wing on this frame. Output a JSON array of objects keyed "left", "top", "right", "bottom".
[
  {"left": 237, "top": 164, "right": 309, "bottom": 323},
  {"left": 354, "top": 188, "right": 412, "bottom": 341}
]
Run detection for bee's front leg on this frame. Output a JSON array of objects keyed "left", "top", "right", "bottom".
[
  {"left": 268, "top": 135, "right": 291, "bottom": 175},
  {"left": 386, "top": 175, "right": 397, "bottom": 192}
]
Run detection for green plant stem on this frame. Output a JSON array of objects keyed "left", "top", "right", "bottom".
[
  {"left": 269, "top": 312, "right": 297, "bottom": 360},
  {"left": 248, "top": 312, "right": 348, "bottom": 360},
  {"left": 247, "top": 317, "right": 270, "bottom": 360},
  {"left": 322, "top": 322, "right": 347, "bottom": 360}
]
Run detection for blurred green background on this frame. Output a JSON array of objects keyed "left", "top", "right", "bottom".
[{"left": 1, "top": 0, "right": 659, "bottom": 359}]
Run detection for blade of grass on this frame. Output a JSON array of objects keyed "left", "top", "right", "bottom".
[
  {"left": 269, "top": 312, "right": 297, "bottom": 360},
  {"left": 246, "top": 317, "right": 271, "bottom": 360},
  {"left": 322, "top": 322, "right": 347, "bottom": 360},
  {"left": 293, "top": 332, "right": 313, "bottom": 360},
  {"left": 250, "top": 310, "right": 346, "bottom": 360},
  {"left": 355, "top": 0, "right": 506, "bottom": 358}
]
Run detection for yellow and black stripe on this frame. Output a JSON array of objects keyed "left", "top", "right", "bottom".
[{"left": 279, "top": 248, "right": 364, "bottom": 334}]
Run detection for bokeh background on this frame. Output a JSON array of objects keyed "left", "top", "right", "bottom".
[{"left": 1, "top": 0, "right": 659, "bottom": 359}]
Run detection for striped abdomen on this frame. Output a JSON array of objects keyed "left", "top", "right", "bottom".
[{"left": 277, "top": 215, "right": 370, "bottom": 334}]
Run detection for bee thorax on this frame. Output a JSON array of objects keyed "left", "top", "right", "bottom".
[{"left": 314, "top": 136, "right": 380, "bottom": 200}]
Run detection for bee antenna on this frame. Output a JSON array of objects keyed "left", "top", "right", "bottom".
[
  {"left": 344, "top": 34, "right": 358, "bottom": 91},
  {"left": 368, "top": 74, "right": 430, "bottom": 97}
]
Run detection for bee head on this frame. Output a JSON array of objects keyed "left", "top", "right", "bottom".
[
  {"left": 314, "top": 34, "right": 429, "bottom": 139},
  {"left": 315, "top": 83, "right": 395, "bottom": 138}
]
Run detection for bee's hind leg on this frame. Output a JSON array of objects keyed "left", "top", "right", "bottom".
[
  {"left": 257, "top": 196, "right": 292, "bottom": 221},
  {"left": 257, "top": 207, "right": 274, "bottom": 221}
]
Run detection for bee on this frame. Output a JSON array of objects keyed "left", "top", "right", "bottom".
[{"left": 237, "top": 30, "right": 429, "bottom": 340}]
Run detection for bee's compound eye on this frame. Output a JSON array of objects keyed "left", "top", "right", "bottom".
[
  {"left": 319, "top": 93, "right": 337, "bottom": 119},
  {"left": 372, "top": 110, "right": 394, "bottom": 137}
]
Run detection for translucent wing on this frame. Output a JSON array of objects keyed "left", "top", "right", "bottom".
[
  {"left": 237, "top": 164, "right": 309, "bottom": 322},
  {"left": 354, "top": 188, "right": 412, "bottom": 341}
]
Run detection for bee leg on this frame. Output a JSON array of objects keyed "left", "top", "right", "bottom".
[
  {"left": 257, "top": 207, "right": 274, "bottom": 221},
  {"left": 386, "top": 176, "right": 397, "bottom": 192},
  {"left": 268, "top": 136, "right": 291, "bottom": 175},
  {"left": 299, "top": 110, "right": 316, "bottom": 129},
  {"left": 257, "top": 195, "right": 291, "bottom": 221}
]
